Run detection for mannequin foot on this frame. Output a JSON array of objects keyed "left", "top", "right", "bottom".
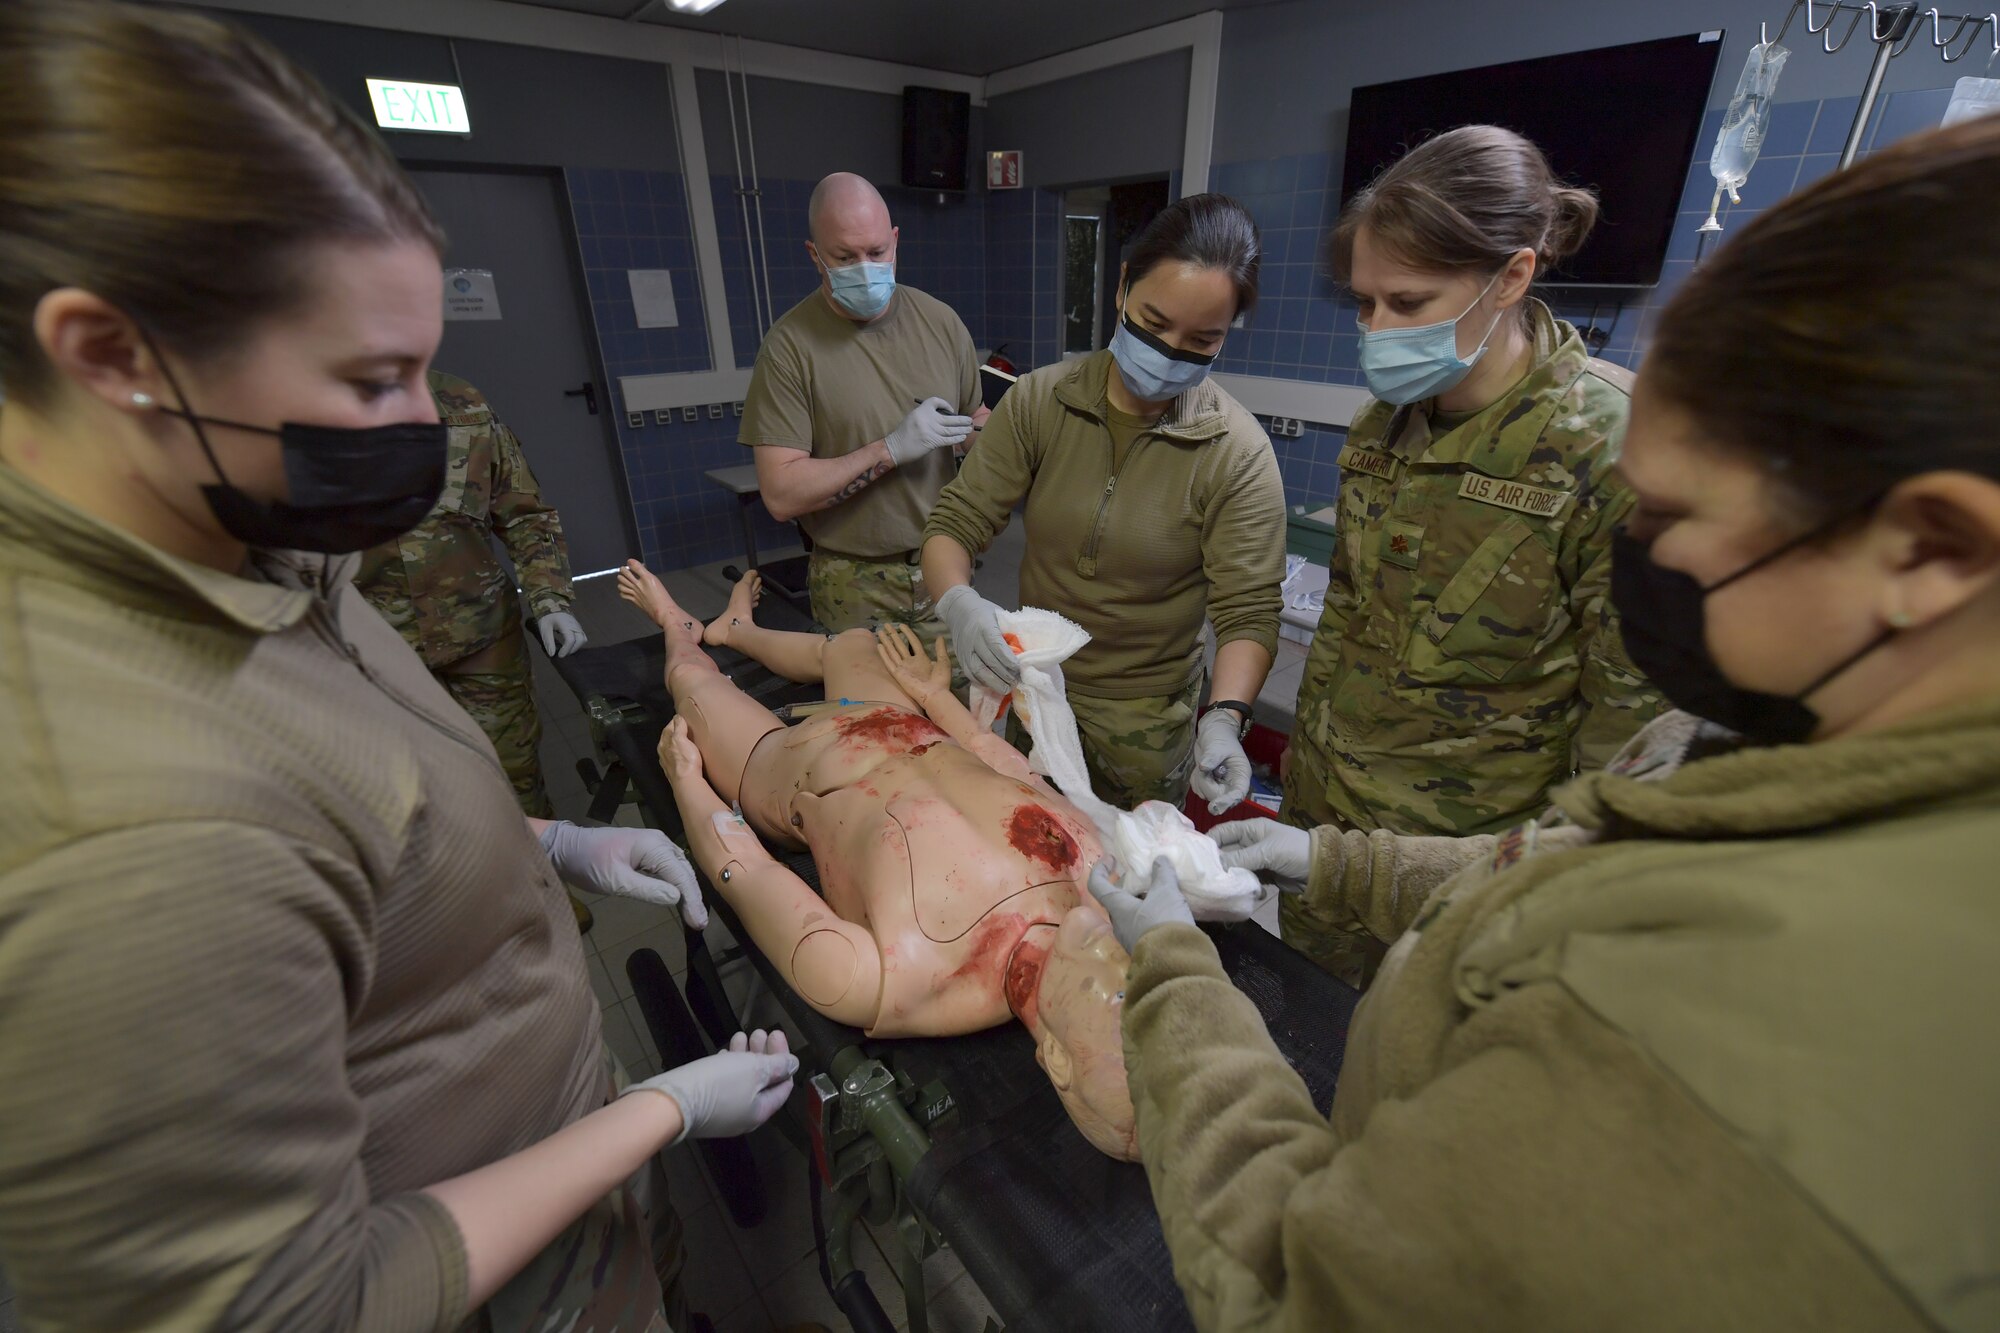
[
  {"left": 617, "top": 559, "right": 700, "bottom": 642},
  {"left": 703, "top": 569, "right": 763, "bottom": 647}
]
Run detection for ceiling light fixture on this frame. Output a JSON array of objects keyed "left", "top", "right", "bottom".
[{"left": 663, "top": 0, "right": 730, "bottom": 13}]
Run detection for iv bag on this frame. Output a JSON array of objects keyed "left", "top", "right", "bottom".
[
  {"left": 1711, "top": 41, "right": 1791, "bottom": 203},
  {"left": 1944, "top": 77, "right": 2000, "bottom": 127}
]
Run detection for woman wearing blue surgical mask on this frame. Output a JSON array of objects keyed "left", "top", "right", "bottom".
[
  {"left": 0, "top": 4, "right": 794, "bottom": 1329},
  {"left": 1088, "top": 116, "right": 2000, "bottom": 1332},
  {"left": 923, "top": 194, "right": 1286, "bottom": 813},
  {"left": 1278, "top": 125, "right": 1662, "bottom": 986}
]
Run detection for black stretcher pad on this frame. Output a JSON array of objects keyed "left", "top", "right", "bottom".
[{"left": 550, "top": 628, "right": 1361, "bottom": 1333}]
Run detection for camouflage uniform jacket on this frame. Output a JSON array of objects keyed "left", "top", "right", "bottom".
[
  {"left": 357, "top": 371, "right": 575, "bottom": 669},
  {"left": 1292, "top": 302, "right": 1661, "bottom": 835}
]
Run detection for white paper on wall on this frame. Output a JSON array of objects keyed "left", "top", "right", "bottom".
[
  {"left": 627, "top": 269, "right": 680, "bottom": 329},
  {"left": 442, "top": 269, "right": 501, "bottom": 321}
]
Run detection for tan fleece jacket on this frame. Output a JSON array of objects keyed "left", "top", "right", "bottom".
[
  {"left": 1125, "top": 695, "right": 2000, "bottom": 1331},
  {"left": 924, "top": 351, "right": 1285, "bottom": 699}
]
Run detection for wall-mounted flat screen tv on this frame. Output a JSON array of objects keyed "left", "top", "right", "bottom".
[{"left": 1340, "top": 32, "right": 1725, "bottom": 287}]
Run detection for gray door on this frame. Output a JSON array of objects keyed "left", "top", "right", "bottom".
[{"left": 410, "top": 166, "right": 634, "bottom": 574}]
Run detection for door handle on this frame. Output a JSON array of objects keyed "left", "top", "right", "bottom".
[{"left": 563, "top": 381, "right": 599, "bottom": 416}]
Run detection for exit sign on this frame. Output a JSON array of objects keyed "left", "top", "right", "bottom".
[{"left": 365, "top": 79, "right": 471, "bottom": 135}]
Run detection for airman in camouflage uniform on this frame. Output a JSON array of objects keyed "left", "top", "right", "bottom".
[
  {"left": 356, "top": 370, "right": 576, "bottom": 821},
  {"left": 806, "top": 548, "right": 945, "bottom": 652},
  {"left": 1005, "top": 673, "right": 1205, "bottom": 810},
  {"left": 1281, "top": 302, "right": 1662, "bottom": 982}
]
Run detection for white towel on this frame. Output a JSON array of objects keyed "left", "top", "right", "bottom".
[{"left": 971, "top": 608, "right": 1268, "bottom": 921}]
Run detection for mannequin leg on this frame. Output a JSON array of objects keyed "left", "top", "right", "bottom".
[
  {"left": 617, "top": 560, "right": 782, "bottom": 804},
  {"left": 700, "top": 570, "right": 831, "bottom": 683},
  {"left": 702, "top": 569, "right": 919, "bottom": 712}
]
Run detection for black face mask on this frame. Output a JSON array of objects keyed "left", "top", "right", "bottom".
[
  {"left": 144, "top": 334, "right": 447, "bottom": 554},
  {"left": 1610, "top": 509, "right": 1896, "bottom": 746}
]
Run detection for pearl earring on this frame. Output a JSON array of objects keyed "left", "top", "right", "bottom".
[
  {"left": 130, "top": 391, "right": 153, "bottom": 407},
  {"left": 1888, "top": 610, "right": 1914, "bottom": 630}
]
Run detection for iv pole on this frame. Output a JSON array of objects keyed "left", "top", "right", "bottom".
[{"left": 1759, "top": 2, "right": 2000, "bottom": 170}]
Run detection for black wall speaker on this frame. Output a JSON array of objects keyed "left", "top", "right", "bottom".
[{"left": 901, "top": 86, "right": 969, "bottom": 192}]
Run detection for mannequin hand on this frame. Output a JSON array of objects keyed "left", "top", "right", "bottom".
[
  {"left": 884, "top": 397, "right": 973, "bottom": 466},
  {"left": 537, "top": 611, "right": 588, "bottom": 658},
  {"left": 1211, "top": 818, "right": 1309, "bottom": 895},
  {"left": 659, "top": 717, "right": 705, "bottom": 785},
  {"left": 875, "top": 624, "right": 951, "bottom": 704},
  {"left": 539, "top": 820, "right": 708, "bottom": 929},
  {"left": 1085, "top": 857, "right": 1196, "bottom": 954},
  {"left": 936, "top": 585, "right": 1020, "bottom": 693},
  {"left": 1189, "top": 710, "right": 1252, "bottom": 814},
  {"left": 625, "top": 1029, "right": 797, "bottom": 1145}
]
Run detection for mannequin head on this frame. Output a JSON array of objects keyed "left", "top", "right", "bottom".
[{"left": 1018, "top": 905, "right": 1137, "bottom": 1160}]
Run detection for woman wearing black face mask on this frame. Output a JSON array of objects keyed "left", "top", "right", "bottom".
[
  {"left": 0, "top": 5, "right": 797, "bottom": 1331},
  {"left": 1082, "top": 117, "right": 2000, "bottom": 1330}
]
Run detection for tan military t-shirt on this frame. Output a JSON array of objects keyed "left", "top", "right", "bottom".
[{"left": 739, "top": 285, "right": 979, "bottom": 559}]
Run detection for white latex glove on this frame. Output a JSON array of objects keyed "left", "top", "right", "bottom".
[
  {"left": 1085, "top": 856, "right": 1196, "bottom": 955},
  {"left": 538, "top": 820, "right": 708, "bottom": 929},
  {"left": 1211, "top": 817, "right": 1310, "bottom": 896},
  {"left": 1189, "top": 709, "right": 1253, "bottom": 815},
  {"left": 624, "top": 1029, "right": 798, "bottom": 1145},
  {"left": 884, "top": 396, "right": 974, "bottom": 466},
  {"left": 537, "top": 610, "right": 588, "bottom": 659},
  {"left": 936, "top": 584, "right": 1021, "bottom": 693}
]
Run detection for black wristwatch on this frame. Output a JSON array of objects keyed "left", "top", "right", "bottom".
[{"left": 1208, "top": 699, "right": 1255, "bottom": 737}]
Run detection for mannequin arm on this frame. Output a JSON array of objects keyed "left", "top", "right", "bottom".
[
  {"left": 661, "top": 720, "right": 884, "bottom": 1027},
  {"left": 875, "top": 627, "right": 1033, "bottom": 782}
]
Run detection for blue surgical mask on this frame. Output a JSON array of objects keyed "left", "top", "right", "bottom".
[
  {"left": 826, "top": 260, "right": 896, "bottom": 319},
  {"left": 1109, "top": 312, "right": 1217, "bottom": 402},
  {"left": 1356, "top": 271, "right": 1505, "bottom": 406}
]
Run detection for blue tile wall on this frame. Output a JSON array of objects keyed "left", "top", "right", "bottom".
[
  {"left": 983, "top": 186, "right": 1063, "bottom": 372},
  {"left": 1202, "top": 86, "right": 1957, "bottom": 511},
  {"left": 569, "top": 168, "right": 995, "bottom": 572},
  {"left": 565, "top": 88, "right": 1960, "bottom": 565}
]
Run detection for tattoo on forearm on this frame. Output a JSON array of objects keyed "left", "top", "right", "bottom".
[{"left": 822, "top": 460, "right": 891, "bottom": 510}]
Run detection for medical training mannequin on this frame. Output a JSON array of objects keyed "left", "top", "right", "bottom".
[{"left": 619, "top": 561, "right": 1140, "bottom": 1159}]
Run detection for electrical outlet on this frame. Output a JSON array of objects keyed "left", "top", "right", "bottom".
[
  {"left": 654, "top": 409, "right": 671, "bottom": 425},
  {"left": 626, "top": 411, "right": 644, "bottom": 429},
  {"left": 732, "top": 401, "right": 744, "bottom": 417},
  {"left": 707, "top": 402, "right": 724, "bottom": 419},
  {"left": 682, "top": 406, "right": 698, "bottom": 423}
]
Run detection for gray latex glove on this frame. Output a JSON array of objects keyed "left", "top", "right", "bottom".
[
  {"left": 624, "top": 1029, "right": 798, "bottom": 1145},
  {"left": 1189, "top": 709, "right": 1253, "bottom": 814},
  {"left": 936, "top": 584, "right": 1021, "bottom": 693},
  {"left": 884, "top": 396, "right": 973, "bottom": 466},
  {"left": 538, "top": 820, "right": 708, "bottom": 929},
  {"left": 1211, "top": 817, "right": 1309, "bottom": 896},
  {"left": 1085, "top": 856, "right": 1195, "bottom": 954},
  {"left": 537, "top": 610, "right": 588, "bottom": 659}
]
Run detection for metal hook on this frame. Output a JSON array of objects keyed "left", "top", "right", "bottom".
[
  {"left": 1928, "top": 10, "right": 1987, "bottom": 59},
  {"left": 1764, "top": 0, "right": 1846, "bottom": 49},
  {"left": 1762, "top": 0, "right": 1801, "bottom": 47},
  {"left": 1886, "top": 4, "right": 1929, "bottom": 55},
  {"left": 1824, "top": 2, "right": 1872, "bottom": 51}
]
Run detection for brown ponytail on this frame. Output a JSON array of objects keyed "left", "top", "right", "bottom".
[
  {"left": 1545, "top": 185, "right": 1601, "bottom": 265},
  {"left": 1327, "top": 125, "right": 1598, "bottom": 280},
  {"left": 0, "top": 0, "right": 444, "bottom": 408}
]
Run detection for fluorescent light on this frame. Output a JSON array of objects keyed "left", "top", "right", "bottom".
[{"left": 663, "top": 0, "right": 729, "bottom": 12}]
